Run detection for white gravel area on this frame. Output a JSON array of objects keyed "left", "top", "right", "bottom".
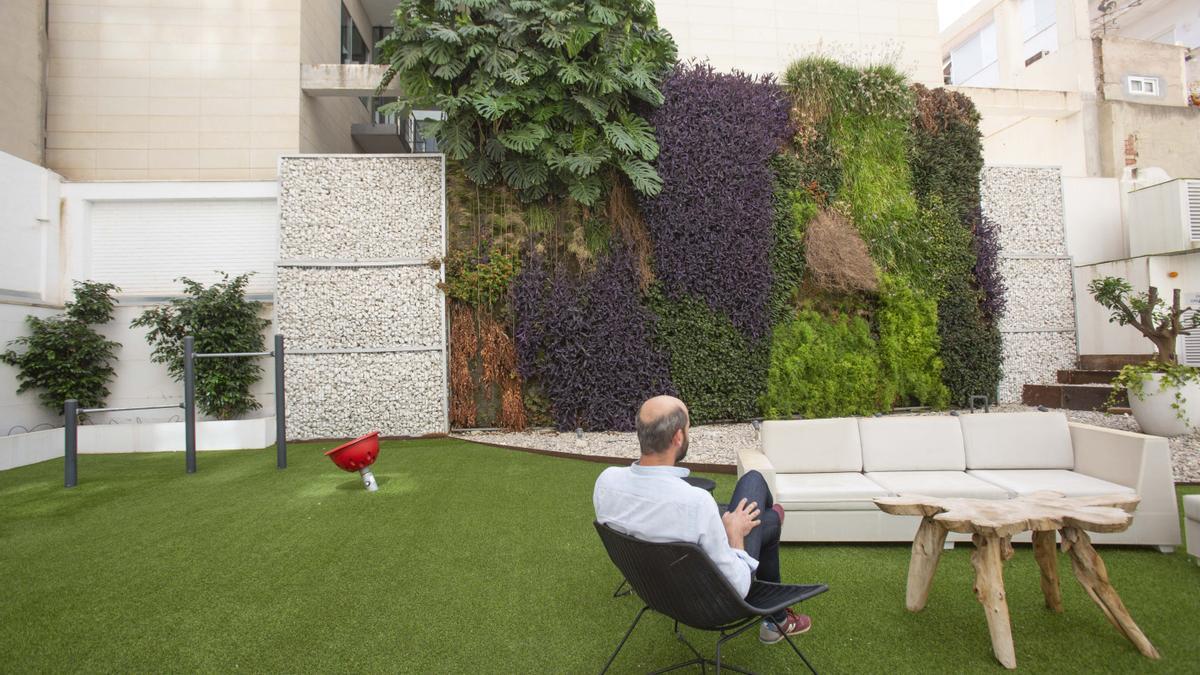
[{"left": 454, "top": 404, "right": 1200, "bottom": 483}]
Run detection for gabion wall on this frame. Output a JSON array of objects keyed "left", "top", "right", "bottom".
[
  {"left": 981, "top": 166, "right": 1078, "bottom": 403},
  {"left": 276, "top": 155, "right": 447, "bottom": 439}
]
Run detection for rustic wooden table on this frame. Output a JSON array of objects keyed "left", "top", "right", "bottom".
[{"left": 874, "top": 491, "right": 1160, "bottom": 670}]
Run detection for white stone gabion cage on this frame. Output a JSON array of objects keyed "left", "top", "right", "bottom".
[
  {"left": 276, "top": 155, "right": 448, "bottom": 439},
  {"left": 981, "top": 166, "right": 1078, "bottom": 404}
]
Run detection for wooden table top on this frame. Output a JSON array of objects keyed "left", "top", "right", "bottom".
[{"left": 873, "top": 491, "right": 1140, "bottom": 539}]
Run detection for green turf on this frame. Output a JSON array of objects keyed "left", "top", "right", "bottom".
[{"left": 0, "top": 440, "right": 1197, "bottom": 674}]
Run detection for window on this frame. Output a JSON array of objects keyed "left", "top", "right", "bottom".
[
  {"left": 1128, "top": 76, "right": 1161, "bottom": 97},
  {"left": 1020, "top": 0, "right": 1057, "bottom": 62},
  {"left": 948, "top": 22, "right": 999, "bottom": 86},
  {"left": 341, "top": 3, "right": 368, "bottom": 65}
]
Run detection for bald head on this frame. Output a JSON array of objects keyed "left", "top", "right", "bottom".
[{"left": 636, "top": 396, "right": 690, "bottom": 458}]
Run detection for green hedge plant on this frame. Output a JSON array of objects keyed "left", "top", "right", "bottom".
[
  {"left": 877, "top": 275, "right": 949, "bottom": 408},
  {"left": 131, "top": 274, "right": 269, "bottom": 420},
  {"left": 2, "top": 281, "right": 121, "bottom": 415}
]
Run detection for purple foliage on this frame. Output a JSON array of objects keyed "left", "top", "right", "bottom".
[
  {"left": 512, "top": 246, "right": 675, "bottom": 431},
  {"left": 580, "top": 245, "right": 677, "bottom": 431},
  {"left": 512, "top": 250, "right": 548, "bottom": 380},
  {"left": 539, "top": 266, "right": 591, "bottom": 430},
  {"left": 970, "top": 209, "right": 1007, "bottom": 321},
  {"left": 640, "top": 62, "right": 792, "bottom": 340}
]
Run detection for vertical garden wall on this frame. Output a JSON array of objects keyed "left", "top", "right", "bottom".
[{"left": 439, "top": 58, "right": 1007, "bottom": 429}]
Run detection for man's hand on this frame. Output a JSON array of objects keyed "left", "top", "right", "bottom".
[{"left": 721, "top": 498, "right": 760, "bottom": 551}]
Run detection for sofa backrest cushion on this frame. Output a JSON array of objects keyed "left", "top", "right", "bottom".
[
  {"left": 858, "top": 416, "right": 966, "bottom": 472},
  {"left": 761, "top": 418, "right": 862, "bottom": 473},
  {"left": 959, "top": 411, "right": 1074, "bottom": 470}
]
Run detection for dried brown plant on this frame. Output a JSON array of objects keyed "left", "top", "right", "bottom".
[
  {"left": 804, "top": 208, "right": 879, "bottom": 294},
  {"left": 449, "top": 302, "right": 478, "bottom": 428}
]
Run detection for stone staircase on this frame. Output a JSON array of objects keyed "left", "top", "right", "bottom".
[{"left": 1021, "top": 354, "right": 1152, "bottom": 412}]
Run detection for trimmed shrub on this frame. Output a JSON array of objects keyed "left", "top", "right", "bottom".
[
  {"left": 641, "top": 62, "right": 792, "bottom": 339},
  {"left": 938, "top": 277, "right": 1003, "bottom": 405},
  {"left": 783, "top": 57, "right": 913, "bottom": 123},
  {"left": 649, "top": 289, "right": 767, "bottom": 423},
  {"left": 1, "top": 281, "right": 121, "bottom": 415},
  {"left": 804, "top": 208, "right": 879, "bottom": 294},
  {"left": 763, "top": 310, "right": 887, "bottom": 419},
  {"left": 131, "top": 274, "right": 269, "bottom": 420},
  {"left": 877, "top": 275, "right": 949, "bottom": 408}
]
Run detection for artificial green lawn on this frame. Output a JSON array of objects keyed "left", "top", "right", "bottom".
[{"left": 1, "top": 439, "right": 1197, "bottom": 674}]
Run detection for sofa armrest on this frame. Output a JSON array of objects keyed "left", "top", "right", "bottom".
[
  {"left": 1069, "top": 422, "right": 1178, "bottom": 519},
  {"left": 736, "top": 446, "right": 777, "bottom": 499}
]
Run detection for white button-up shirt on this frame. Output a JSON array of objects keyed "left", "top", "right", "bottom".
[{"left": 593, "top": 462, "right": 758, "bottom": 597}]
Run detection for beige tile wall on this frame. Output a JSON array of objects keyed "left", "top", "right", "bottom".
[
  {"left": 299, "top": 0, "right": 372, "bottom": 154},
  {"left": 0, "top": 0, "right": 48, "bottom": 165},
  {"left": 46, "top": 0, "right": 304, "bottom": 180}
]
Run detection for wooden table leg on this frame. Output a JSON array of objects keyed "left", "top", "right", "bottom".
[
  {"left": 971, "top": 533, "right": 1017, "bottom": 670},
  {"left": 906, "top": 517, "right": 948, "bottom": 612},
  {"left": 1032, "top": 530, "right": 1063, "bottom": 612},
  {"left": 1061, "top": 527, "right": 1161, "bottom": 660}
]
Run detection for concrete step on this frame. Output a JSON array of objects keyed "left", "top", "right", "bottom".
[
  {"left": 1022, "top": 383, "right": 1128, "bottom": 411},
  {"left": 1077, "top": 354, "right": 1153, "bottom": 370},
  {"left": 1056, "top": 369, "right": 1119, "bottom": 385}
]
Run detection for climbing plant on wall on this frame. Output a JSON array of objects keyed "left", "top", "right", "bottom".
[{"left": 378, "top": 0, "right": 678, "bottom": 205}]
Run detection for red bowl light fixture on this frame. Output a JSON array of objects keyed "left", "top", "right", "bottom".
[{"left": 325, "top": 431, "right": 381, "bottom": 492}]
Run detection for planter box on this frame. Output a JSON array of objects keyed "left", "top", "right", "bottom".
[{"left": 0, "top": 417, "right": 277, "bottom": 472}]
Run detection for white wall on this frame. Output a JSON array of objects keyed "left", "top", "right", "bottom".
[
  {"left": 1064, "top": 175, "right": 1124, "bottom": 265},
  {"left": 653, "top": 0, "right": 944, "bottom": 85},
  {"left": 2, "top": 175, "right": 282, "bottom": 438},
  {"left": 0, "top": 151, "right": 64, "bottom": 435}
]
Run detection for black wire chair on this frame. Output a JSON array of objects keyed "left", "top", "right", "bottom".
[{"left": 595, "top": 521, "right": 828, "bottom": 674}]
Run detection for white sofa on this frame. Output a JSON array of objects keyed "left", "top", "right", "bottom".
[{"left": 736, "top": 411, "right": 1181, "bottom": 550}]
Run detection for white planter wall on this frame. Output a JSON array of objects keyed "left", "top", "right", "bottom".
[{"left": 0, "top": 417, "right": 277, "bottom": 472}]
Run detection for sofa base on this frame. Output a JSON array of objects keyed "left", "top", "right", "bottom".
[{"left": 778, "top": 509, "right": 1182, "bottom": 549}]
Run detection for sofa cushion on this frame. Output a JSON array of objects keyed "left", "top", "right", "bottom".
[
  {"left": 858, "top": 416, "right": 966, "bottom": 472},
  {"left": 967, "top": 469, "right": 1136, "bottom": 498},
  {"left": 774, "top": 473, "right": 891, "bottom": 511},
  {"left": 865, "top": 471, "right": 1011, "bottom": 500},
  {"left": 1184, "top": 495, "right": 1200, "bottom": 521},
  {"left": 960, "top": 412, "right": 1074, "bottom": 470},
  {"left": 761, "top": 418, "right": 862, "bottom": 474}
]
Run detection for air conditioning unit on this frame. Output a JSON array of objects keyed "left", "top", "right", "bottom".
[
  {"left": 1127, "top": 179, "right": 1200, "bottom": 257},
  {"left": 1178, "top": 291, "right": 1200, "bottom": 367}
]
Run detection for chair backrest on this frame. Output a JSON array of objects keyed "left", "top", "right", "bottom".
[
  {"left": 594, "top": 522, "right": 750, "bottom": 630},
  {"left": 858, "top": 415, "right": 966, "bottom": 472},
  {"left": 959, "top": 411, "right": 1074, "bottom": 470}
]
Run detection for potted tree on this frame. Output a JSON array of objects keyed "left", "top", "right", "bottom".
[{"left": 1088, "top": 277, "right": 1200, "bottom": 436}]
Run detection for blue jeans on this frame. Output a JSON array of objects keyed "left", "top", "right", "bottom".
[{"left": 723, "top": 470, "right": 784, "bottom": 620}]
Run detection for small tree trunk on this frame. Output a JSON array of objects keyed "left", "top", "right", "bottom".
[{"left": 1150, "top": 335, "right": 1177, "bottom": 364}]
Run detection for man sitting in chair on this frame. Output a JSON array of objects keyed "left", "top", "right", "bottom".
[{"left": 593, "top": 395, "right": 811, "bottom": 643}]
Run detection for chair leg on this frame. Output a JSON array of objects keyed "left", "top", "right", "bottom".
[
  {"left": 612, "top": 578, "right": 631, "bottom": 598},
  {"left": 600, "top": 605, "right": 648, "bottom": 675},
  {"left": 714, "top": 619, "right": 763, "bottom": 675},
  {"left": 767, "top": 617, "right": 819, "bottom": 675}
]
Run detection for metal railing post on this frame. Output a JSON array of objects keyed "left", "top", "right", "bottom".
[
  {"left": 64, "top": 399, "right": 78, "bottom": 488},
  {"left": 274, "top": 333, "right": 286, "bottom": 469},
  {"left": 183, "top": 335, "right": 197, "bottom": 474}
]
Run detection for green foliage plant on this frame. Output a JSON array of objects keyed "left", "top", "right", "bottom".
[
  {"left": 441, "top": 246, "right": 522, "bottom": 310},
  {"left": 2, "top": 281, "right": 121, "bottom": 414},
  {"left": 131, "top": 274, "right": 269, "bottom": 420},
  {"left": 908, "top": 84, "right": 984, "bottom": 222},
  {"left": 377, "top": 0, "right": 678, "bottom": 205},
  {"left": 649, "top": 288, "right": 767, "bottom": 423},
  {"left": 936, "top": 277, "right": 1002, "bottom": 406},
  {"left": 1105, "top": 361, "right": 1200, "bottom": 424},
  {"left": 767, "top": 155, "right": 814, "bottom": 324},
  {"left": 876, "top": 275, "right": 949, "bottom": 408},
  {"left": 762, "top": 309, "right": 887, "bottom": 419},
  {"left": 1087, "top": 277, "right": 1199, "bottom": 364}
]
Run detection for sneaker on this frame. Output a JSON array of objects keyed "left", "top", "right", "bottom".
[{"left": 759, "top": 608, "right": 811, "bottom": 644}]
